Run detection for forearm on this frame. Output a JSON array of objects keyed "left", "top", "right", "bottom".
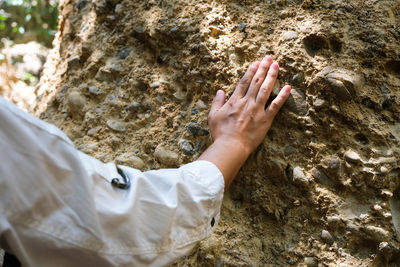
[{"left": 198, "top": 138, "right": 251, "bottom": 189}]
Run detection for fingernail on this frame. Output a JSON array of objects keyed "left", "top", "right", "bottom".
[{"left": 217, "top": 90, "right": 224, "bottom": 97}]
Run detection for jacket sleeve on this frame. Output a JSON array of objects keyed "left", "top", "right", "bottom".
[{"left": 0, "top": 96, "right": 225, "bottom": 267}]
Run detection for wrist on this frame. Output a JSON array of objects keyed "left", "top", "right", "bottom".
[{"left": 212, "top": 136, "right": 252, "bottom": 159}]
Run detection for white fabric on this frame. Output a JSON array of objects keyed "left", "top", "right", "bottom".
[{"left": 0, "top": 97, "right": 224, "bottom": 266}]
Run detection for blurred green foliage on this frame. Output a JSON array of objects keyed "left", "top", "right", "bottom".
[{"left": 0, "top": 0, "right": 59, "bottom": 48}]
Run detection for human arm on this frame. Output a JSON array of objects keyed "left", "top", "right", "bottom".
[{"left": 198, "top": 56, "right": 291, "bottom": 188}]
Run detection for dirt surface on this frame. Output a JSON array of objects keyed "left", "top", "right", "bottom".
[{"left": 32, "top": 0, "right": 400, "bottom": 265}]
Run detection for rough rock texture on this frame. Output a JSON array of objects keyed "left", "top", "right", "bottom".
[{"left": 34, "top": 0, "right": 400, "bottom": 266}]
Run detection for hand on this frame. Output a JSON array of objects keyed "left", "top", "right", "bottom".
[
  {"left": 199, "top": 56, "right": 291, "bottom": 188},
  {"left": 208, "top": 56, "right": 291, "bottom": 155}
]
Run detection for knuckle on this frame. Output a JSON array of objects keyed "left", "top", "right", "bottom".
[
  {"left": 254, "top": 77, "right": 263, "bottom": 86},
  {"left": 239, "top": 76, "right": 250, "bottom": 86},
  {"left": 270, "top": 70, "right": 279, "bottom": 78},
  {"left": 260, "top": 85, "right": 269, "bottom": 94},
  {"left": 270, "top": 101, "right": 280, "bottom": 112}
]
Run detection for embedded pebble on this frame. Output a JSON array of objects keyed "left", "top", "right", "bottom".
[
  {"left": 179, "top": 139, "right": 194, "bottom": 155},
  {"left": 304, "top": 257, "right": 317, "bottom": 267},
  {"left": 292, "top": 72, "right": 304, "bottom": 85},
  {"left": 292, "top": 166, "right": 309, "bottom": 186},
  {"left": 117, "top": 47, "right": 131, "bottom": 60},
  {"left": 327, "top": 77, "right": 352, "bottom": 100},
  {"left": 88, "top": 86, "right": 102, "bottom": 95},
  {"left": 106, "top": 119, "right": 126, "bottom": 132},
  {"left": 76, "top": 0, "right": 87, "bottom": 10},
  {"left": 127, "top": 101, "right": 141, "bottom": 112},
  {"left": 380, "top": 166, "right": 389, "bottom": 174},
  {"left": 344, "top": 150, "right": 361, "bottom": 164},
  {"left": 238, "top": 22, "right": 247, "bottom": 32},
  {"left": 321, "top": 230, "right": 334, "bottom": 245},
  {"left": 323, "top": 69, "right": 363, "bottom": 101},
  {"left": 311, "top": 167, "right": 332, "bottom": 186},
  {"left": 173, "top": 91, "right": 185, "bottom": 101},
  {"left": 281, "top": 31, "right": 298, "bottom": 41},
  {"left": 284, "top": 88, "right": 308, "bottom": 115},
  {"left": 114, "top": 3, "right": 123, "bottom": 13},
  {"left": 313, "top": 98, "right": 326, "bottom": 110},
  {"left": 284, "top": 145, "right": 297, "bottom": 156},
  {"left": 364, "top": 225, "right": 390, "bottom": 242},
  {"left": 116, "top": 152, "right": 146, "bottom": 171},
  {"left": 154, "top": 145, "right": 179, "bottom": 167},
  {"left": 95, "top": 64, "right": 121, "bottom": 82},
  {"left": 196, "top": 100, "right": 208, "bottom": 110},
  {"left": 329, "top": 157, "right": 341, "bottom": 170},
  {"left": 78, "top": 143, "right": 98, "bottom": 153},
  {"left": 327, "top": 215, "right": 341, "bottom": 228},
  {"left": 151, "top": 81, "right": 160, "bottom": 89},
  {"left": 66, "top": 91, "right": 85, "bottom": 116},
  {"left": 87, "top": 127, "right": 100, "bottom": 136},
  {"left": 185, "top": 122, "right": 209, "bottom": 137},
  {"left": 67, "top": 56, "right": 80, "bottom": 70}
]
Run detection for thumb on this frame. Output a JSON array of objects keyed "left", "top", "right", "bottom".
[{"left": 210, "top": 90, "right": 225, "bottom": 114}]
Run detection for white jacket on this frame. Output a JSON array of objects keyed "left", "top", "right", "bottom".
[{"left": 0, "top": 97, "right": 224, "bottom": 266}]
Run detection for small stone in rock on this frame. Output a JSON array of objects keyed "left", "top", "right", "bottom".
[
  {"left": 284, "top": 145, "right": 297, "bottom": 156},
  {"left": 344, "top": 150, "right": 361, "bottom": 164},
  {"left": 117, "top": 47, "right": 131, "bottom": 60},
  {"left": 238, "top": 22, "right": 247, "bottom": 32},
  {"left": 313, "top": 98, "right": 326, "bottom": 109},
  {"left": 106, "top": 119, "right": 126, "bottom": 132},
  {"left": 67, "top": 91, "right": 86, "bottom": 117},
  {"left": 87, "top": 128, "right": 96, "bottom": 136},
  {"left": 196, "top": 100, "right": 208, "bottom": 110},
  {"left": 88, "top": 86, "right": 102, "bottom": 95},
  {"left": 327, "top": 77, "right": 352, "bottom": 101},
  {"left": 154, "top": 145, "right": 179, "bottom": 167},
  {"left": 116, "top": 153, "right": 146, "bottom": 171},
  {"left": 179, "top": 139, "right": 194, "bottom": 155},
  {"left": 292, "top": 166, "right": 309, "bottom": 186},
  {"left": 304, "top": 256, "right": 317, "bottom": 267},
  {"left": 292, "top": 72, "right": 304, "bottom": 85},
  {"left": 321, "top": 230, "right": 334, "bottom": 245},
  {"left": 311, "top": 167, "right": 332, "bottom": 186},
  {"left": 327, "top": 215, "right": 340, "bottom": 228},
  {"left": 364, "top": 225, "right": 389, "bottom": 242},
  {"left": 67, "top": 56, "right": 80, "bottom": 70},
  {"left": 151, "top": 81, "right": 160, "bottom": 89},
  {"left": 127, "top": 101, "right": 141, "bottom": 112},
  {"left": 173, "top": 91, "right": 184, "bottom": 101},
  {"left": 281, "top": 31, "right": 298, "bottom": 41},
  {"left": 191, "top": 108, "right": 198, "bottom": 115},
  {"left": 284, "top": 88, "right": 308, "bottom": 115},
  {"left": 76, "top": 0, "right": 87, "bottom": 10},
  {"left": 329, "top": 157, "right": 341, "bottom": 170},
  {"left": 185, "top": 122, "right": 209, "bottom": 137}
]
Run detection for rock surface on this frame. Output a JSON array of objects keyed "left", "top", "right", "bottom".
[{"left": 32, "top": 0, "right": 400, "bottom": 265}]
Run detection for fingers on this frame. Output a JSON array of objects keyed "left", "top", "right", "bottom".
[
  {"left": 231, "top": 61, "right": 260, "bottom": 99},
  {"left": 245, "top": 56, "right": 273, "bottom": 99},
  {"left": 265, "top": 85, "right": 291, "bottom": 120},
  {"left": 255, "top": 62, "right": 280, "bottom": 106},
  {"left": 210, "top": 89, "right": 226, "bottom": 116}
]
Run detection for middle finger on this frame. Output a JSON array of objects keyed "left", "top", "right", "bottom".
[{"left": 244, "top": 56, "right": 273, "bottom": 99}]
